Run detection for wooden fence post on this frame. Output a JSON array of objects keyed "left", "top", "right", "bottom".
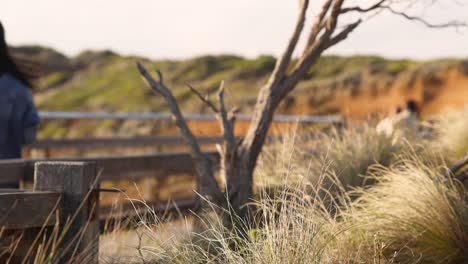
[{"left": 34, "top": 161, "right": 99, "bottom": 264}]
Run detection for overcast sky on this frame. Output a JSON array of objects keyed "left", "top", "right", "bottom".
[{"left": 1, "top": 0, "right": 468, "bottom": 60}]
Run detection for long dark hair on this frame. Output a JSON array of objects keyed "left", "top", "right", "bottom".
[{"left": 0, "top": 21, "right": 32, "bottom": 87}]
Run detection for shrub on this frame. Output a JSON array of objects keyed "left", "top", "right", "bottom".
[
  {"left": 433, "top": 107, "right": 468, "bottom": 163},
  {"left": 345, "top": 159, "right": 467, "bottom": 263},
  {"left": 307, "top": 124, "right": 422, "bottom": 190}
]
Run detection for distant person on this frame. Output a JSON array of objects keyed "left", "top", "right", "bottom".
[
  {"left": 376, "top": 105, "right": 403, "bottom": 137},
  {"left": 0, "top": 21, "right": 40, "bottom": 187},
  {"left": 393, "top": 100, "right": 420, "bottom": 137},
  {"left": 376, "top": 100, "right": 420, "bottom": 142}
]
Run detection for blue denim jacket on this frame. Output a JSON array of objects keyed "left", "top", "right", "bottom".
[{"left": 0, "top": 73, "right": 40, "bottom": 159}]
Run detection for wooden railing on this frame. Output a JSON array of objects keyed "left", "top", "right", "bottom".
[
  {"left": 26, "top": 136, "right": 223, "bottom": 151},
  {"left": 0, "top": 153, "right": 220, "bottom": 263},
  {"left": 0, "top": 151, "right": 218, "bottom": 183},
  {"left": 23, "top": 136, "right": 223, "bottom": 158},
  {"left": 38, "top": 111, "right": 342, "bottom": 123},
  {"left": 0, "top": 154, "right": 218, "bottom": 263},
  {"left": 0, "top": 162, "right": 99, "bottom": 263}
]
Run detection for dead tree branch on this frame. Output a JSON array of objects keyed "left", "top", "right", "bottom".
[
  {"left": 305, "top": 0, "right": 333, "bottom": 48},
  {"left": 215, "top": 81, "right": 241, "bottom": 192},
  {"left": 457, "top": 170, "right": 468, "bottom": 182},
  {"left": 137, "top": 63, "right": 203, "bottom": 158},
  {"left": 185, "top": 81, "right": 238, "bottom": 155},
  {"left": 340, "top": 0, "right": 386, "bottom": 14},
  {"left": 137, "top": 62, "right": 222, "bottom": 207},
  {"left": 449, "top": 155, "right": 468, "bottom": 175},
  {"left": 270, "top": 0, "right": 309, "bottom": 84},
  {"left": 185, "top": 83, "right": 219, "bottom": 113},
  {"left": 444, "top": 155, "right": 468, "bottom": 181},
  {"left": 325, "top": 19, "right": 362, "bottom": 49},
  {"left": 217, "top": 81, "right": 236, "bottom": 145},
  {"left": 341, "top": 0, "right": 467, "bottom": 29},
  {"left": 384, "top": 6, "right": 468, "bottom": 29}
]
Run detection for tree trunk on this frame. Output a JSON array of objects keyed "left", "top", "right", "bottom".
[
  {"left": 193, "top": 155, "right": 222, "bottom": 210},
  {"left": 222, "top": 81, "right": 285, "bottom": 223},
  {"left": 221, "top": 151, "right": 254, "bottom": 233},
  {"left": 228, "top": 165, "right": 254, "bottom": 222}
]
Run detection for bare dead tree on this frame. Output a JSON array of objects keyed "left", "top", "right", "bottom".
[
  {"left": 136, "top": 67, "right": 223, "bottom": 208},
  {"left": 138, "top": 0, "right": 466, "bottom": 222}
]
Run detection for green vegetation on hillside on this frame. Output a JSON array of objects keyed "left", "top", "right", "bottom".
[
  {"left": 13, "top": 46, "right": 466, "bottom": 138},
  {"left": 33, "top": 49, "right": 417, "bottom": 113}
]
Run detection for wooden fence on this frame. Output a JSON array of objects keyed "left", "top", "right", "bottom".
[
  {"left": 0, "top": 149, "right": 222, "bottom": 263},
  {"left": 0, "top": 150, "right": 218, "bottom": 204},
  {"left": 0, "top": 152, "right": 218, "bottom": 263},
  {"left": 0, "top": 162, "right": 99, "bottom": 263}
]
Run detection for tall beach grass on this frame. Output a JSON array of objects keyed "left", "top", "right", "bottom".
[{"left": 99, "top": 112, "right": 467, "bottom": 263}]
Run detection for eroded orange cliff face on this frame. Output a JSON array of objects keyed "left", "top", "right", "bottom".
[{"left": 285, "top": 62, "right": 468, "bottom": 119}]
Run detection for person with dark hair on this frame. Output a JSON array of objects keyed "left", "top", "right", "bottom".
[
  {"left": 0, "top": 21, "right": 40, "bottom": 187},
  {"left": 405, "top": 99, "right": 419, "bottom": 116},
  {"left": 376, "top": 99, "right": 421, "bottom": 143}
]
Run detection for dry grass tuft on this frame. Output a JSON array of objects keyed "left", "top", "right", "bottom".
[
  {"left": 433, "top": 106, "right": 468, "bottom": 162},
  {"left": 343, "top": 158, "right": 467, "bottom": 263}
]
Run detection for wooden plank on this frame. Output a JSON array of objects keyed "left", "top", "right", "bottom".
[
  {"left": 0, "top": 192, "right": 61, "bottom": 229},
  {"left": 0, "top": 159, "right": 33, "bottom": 182},
  {"left": 26, "top": 136, "right": 223, "bottom": 150},
  {"left": 0, "top": 151, "right": 219, "bottom": 183},
  {"left": 34, "top": 161, "right": 99, "bottom": 263},
  {"left": 0, "top": 189, "right": 26, "bottom": 193},
  {"left": 91, "top": 152, "right": 208, "bottom": 181}
]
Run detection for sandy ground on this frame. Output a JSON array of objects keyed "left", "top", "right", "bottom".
[{"left": 100, "top": 217, "right": 194, "bottom": 263}]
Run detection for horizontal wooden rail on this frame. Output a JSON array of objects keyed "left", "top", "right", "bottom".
[
  {"left": 0, "top": 158, "right": 204, "bottom": 264},
  {"left": 39, "top": 111, "right": 342, "bottom": 123},
  {"left": 0, "top": 191, "right": 61, "bottom": 229},
  {"left": 0, "top": 159, "right": 34, "bottom": 183},
  {"left": 0, "top": 189, "right": 26, "bottom": 193},
  {"left": 26, "top": 136, "right": 223, "bottom": 150},
  {"left": 0, "top": 191, "right": 196, "bottom": 229},
  {"left": 0, "top": 151, "right": 219, "bottom": 183}
]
